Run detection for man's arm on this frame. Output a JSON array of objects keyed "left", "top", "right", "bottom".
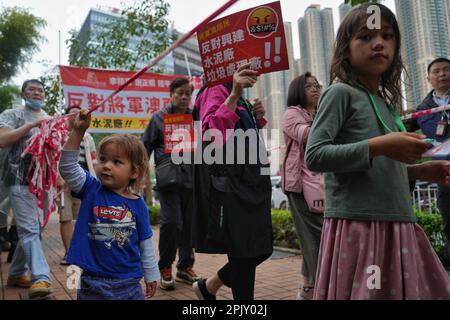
[{"left": 0, "top": 121, "right": 41, "bottom": 148}]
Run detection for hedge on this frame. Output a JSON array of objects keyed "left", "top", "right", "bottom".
[
  {"left": 148, "top": 205, "right": 449, "bottom": 268},
  {"left": 149, "top": 205, "right": 160, "bottom": 226}
]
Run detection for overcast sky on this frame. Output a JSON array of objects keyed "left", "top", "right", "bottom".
[{"left": 2, "top": 0, "right": 396, "bottom": 86}]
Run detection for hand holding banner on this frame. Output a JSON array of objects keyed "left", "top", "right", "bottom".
[{"left": 197, "top": 1, "right": 289, "bottom": 86}]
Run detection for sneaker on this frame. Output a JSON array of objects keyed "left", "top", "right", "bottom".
[
  {"left": 28, "top": 281, "right": 53, "bottom": 299},
  {"left": 60, "top": 254, "right": 69, "bottom": 266},
  {"left": 7, "top": 275, "right": 32, "bottom": 288},
  {"left": 159, "top": 267, "right": 175, "bottom": 291},
  {"left": 193, "top": 278, "right": 216, "bottom": 300},
  {"left": 297, "top": 286, "right": 314, "bottom": 300},
  {"left": 176, "top": 267, "right": 202, "bottom": 284}
]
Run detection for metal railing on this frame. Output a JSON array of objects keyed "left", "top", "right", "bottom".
[{"left": 412, "top": 184, "right": 438, "bottom": 214}]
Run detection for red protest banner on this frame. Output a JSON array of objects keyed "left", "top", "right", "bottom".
[
  {"left": 163, "top": 114, "right": 196, "bottom": 153},
  {"left": 59, "top": 65, "right": 202, "bottom": 133},
  {"left": 197, "top": 1, "right": 289, "bottom": 86}
]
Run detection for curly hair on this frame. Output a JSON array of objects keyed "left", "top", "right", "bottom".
[
  {"left": 329, "top": 3, "right": 407, "bottom": 111},
  {"left": 99, "top": 134, "right": 149, "bottom": 194}
]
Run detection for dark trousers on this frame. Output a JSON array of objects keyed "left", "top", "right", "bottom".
[
  {"left": 217, "top": 254, "right": 270, "bottom": 300},
  {"left": 437, "top": 185, "right": 450, "bottom": 243},
  {"left": 158, "top": 187, "right": 194, "bottom": 271},
  {"left": 287, "top": 192, "right": 323, "bottom": 285}
]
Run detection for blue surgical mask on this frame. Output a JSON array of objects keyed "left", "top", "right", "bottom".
[{"left": 25, "top": 99, "right": 45, "bottom": 110}]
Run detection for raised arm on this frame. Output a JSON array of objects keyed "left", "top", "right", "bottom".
[{"left": 59, "top": 110, "right": 91, "bottom": 193}]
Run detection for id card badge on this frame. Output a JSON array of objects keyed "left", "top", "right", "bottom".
[{"left": 435, "top": 120, "right": 448, "bottom": 137}]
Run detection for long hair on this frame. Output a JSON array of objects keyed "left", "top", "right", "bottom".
[
  {"left": 329, "top": 3, "right": 406, "bottom": 111},
  {"left": 287, "top": 72, "right": 319, "bottom": 108},
  {"left": 99, "top": 134, "right": 149, "bottom": 194}
]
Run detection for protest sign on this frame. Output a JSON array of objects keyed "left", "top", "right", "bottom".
[
  {"left": 197, "top": 1, "right": 289, "bottom": 86},
  {"left": 163, "top": 114, "right": 195, "bottom": 153}
]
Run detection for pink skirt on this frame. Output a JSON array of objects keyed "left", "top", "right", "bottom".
[{"left": 314, "top": 218, "right": 450, "bottom": 300}]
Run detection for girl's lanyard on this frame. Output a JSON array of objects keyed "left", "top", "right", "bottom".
[{"left": 366, "top": 91, "right": 406, "bottom": 133}]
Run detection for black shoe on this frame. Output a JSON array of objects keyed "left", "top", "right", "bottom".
[{"left": 193, "top": 278, "right": 216, "bottom": 300}]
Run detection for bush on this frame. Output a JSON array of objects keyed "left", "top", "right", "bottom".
[
  {"left": 415, "top": 209, "right": 450, "bottom": 269},
  {"left": 271, "top": 209, "right": 300, "bottom": 250},
  {"left": 148, "top": 205, "right": 160, "bottom": 226}
]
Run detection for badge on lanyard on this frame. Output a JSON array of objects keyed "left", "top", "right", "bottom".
[{"left": 435, "top": 112, "right": 449, "bottom": 137}]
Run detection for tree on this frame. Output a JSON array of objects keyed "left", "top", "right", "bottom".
[
  {"left": 68, "top": 0, "right": 172, "bottom": 72},
  {"left": 0, "top": 7, "right": 46, "bottom": 84},
  {"left": 39, "top": 71, "right": 64, "bottom": 116},
  {"left": 0, "top": 85, "right": 20, "bottom": 113}
]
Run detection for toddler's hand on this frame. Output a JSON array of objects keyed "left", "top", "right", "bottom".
[
  {"left": 369, "top": 132, "right": 428, "bottom": 164},
  {"left": 145, "top": 281, "right": 157, "bottom": 299},
  {"left": 73, "top": 109, "right": 91, "bottom": 134}
]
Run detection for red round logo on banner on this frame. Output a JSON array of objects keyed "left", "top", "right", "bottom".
[{"left": 246, "top": 6, "right": 279, "bottom": 39}]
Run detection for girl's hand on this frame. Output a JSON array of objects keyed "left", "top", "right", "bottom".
[
  {"left": 409, "top": 161, "right": 450, "bottom": 185},
  {"left": 72, "top": 109, "right": 91, "bottom": 135},
  {"left": 369, "top": 132, "right": 428, "bottom": 164},
  {"left": 251, "top": 98, "right": 266, "bottom": 120},
  {"left": 145, "top": 281, "right": 157, "bottom": 299}
]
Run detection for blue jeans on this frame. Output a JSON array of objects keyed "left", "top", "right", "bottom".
[
  {"left": 77, "top": 274, "right": 144, "bottom": 300},
  {"left": 8, "top": 185, "right": 51, "bottom": 283}
]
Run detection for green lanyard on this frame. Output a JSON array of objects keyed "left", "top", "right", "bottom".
[{"left": 364, "top": 90, "right": 406, "bottom": 133}]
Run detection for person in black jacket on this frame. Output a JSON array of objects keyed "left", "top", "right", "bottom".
[
  {"left": 191, "top": 64, "right": 273, "bottom": 300},
  {"left": 142, "top": 78, "right": 201, "bottom": 291},
  {"left": 407, "top": 57, "right": 450, "bottom": 242}
]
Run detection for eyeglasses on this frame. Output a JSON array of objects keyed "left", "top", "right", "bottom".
[{"left": 305, "top": 84, "right": 322, "bottom": 91}]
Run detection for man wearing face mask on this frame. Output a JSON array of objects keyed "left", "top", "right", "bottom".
[{"left": 0, "top": 79, "right": 53, "bottom": 299}]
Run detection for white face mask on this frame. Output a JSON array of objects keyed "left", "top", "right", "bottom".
[{"left": 25, "top": 99, "right": 45, "bottom": 110}]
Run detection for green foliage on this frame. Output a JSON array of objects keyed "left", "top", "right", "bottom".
[
  {"left": 415, "top": 209, "right": 449, "bottom": 267},
  {"left": 0, "top": 7, "right": 46, "bottom": 83},
  {"left": 271, "top": 210, "right": 300, "bottom": 250},
  {"left": 39, "top": 72, "right": 64, "bottom": 116},
  {"left": 148, "top": 205, "right": 160, "bottom": 226},
  {"left": 68, "top": 0, "right": 171, "bottom": 72},
  {"left": 0, "top": 85, "right": 20, "bottom": 113}
]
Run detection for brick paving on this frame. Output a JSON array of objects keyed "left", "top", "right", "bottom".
[{"left": 0, "top": 215, "right": 302, "bottom": 300}]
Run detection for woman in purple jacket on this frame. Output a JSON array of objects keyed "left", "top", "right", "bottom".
[{"left": 281, "top": 73, "right": 324, "bottom": 300}]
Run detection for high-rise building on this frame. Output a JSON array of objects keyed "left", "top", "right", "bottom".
[
  {"left": 70, "top": 7, "right": 203, "bottom": 76},
  {"left": 245, "top": 22, "right": 296, "bottom": 174},
  {"left": 395, "top": 0, "right": 450, "bottom": 110},
  {"left": 171, "top": 30, "right": 203, "bottom": 77},
  {"left": 295, "top": 59, "right": 304, "bottom": 77},
  {"left": 338, "top": 2, "right": 352, "bottom": 23},
  {"left": 297, "top": 5, "right": 335, "bottom": 87}
]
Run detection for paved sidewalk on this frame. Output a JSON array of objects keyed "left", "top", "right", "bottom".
[{"left": 0, "top": 215, "right": 302, "bottom": 300}]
